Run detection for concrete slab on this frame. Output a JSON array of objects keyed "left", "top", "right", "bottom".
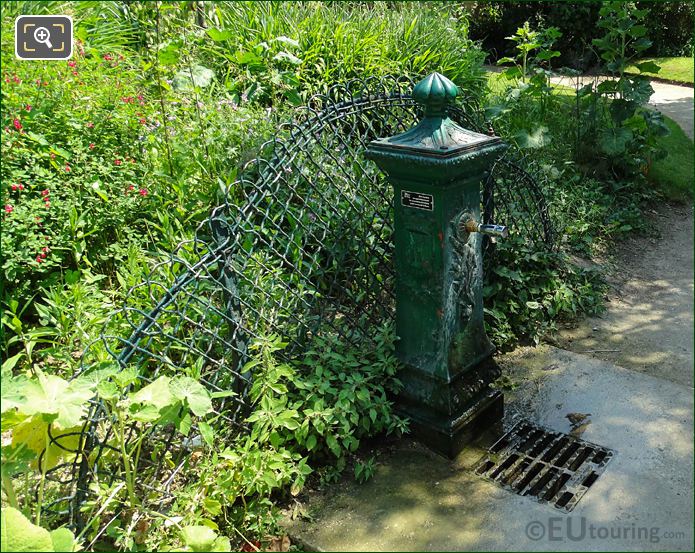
[{"left": 285, "top": 346, "right": 693, "bottom": 551}]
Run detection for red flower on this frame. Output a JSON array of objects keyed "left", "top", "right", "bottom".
[
  {"left": 41, "top": 189, "right": 50, "bottom": 196},
  {"left": 86, "top": 122, "right": 94, "bottom": 128},
  {"left": 11, "top": 184, "right": 19, "bottom": 191},
  {"left": 68, "top": 61, "right": 76, "bottom": 68},
  {"left": 114, "top": 159, "right": 122, "bottom": 166},
  {"left": 4, "top": 78, "right": 9, "bottom": 84},
  {"left": 4, "top": 205, "right": 13, "bottom": 214},
  {"left": 139, "top": 118, "right": 146, "bottom": 125},
  {"left": 13, "top": 119, "right": 22, "bottom": 131},
  {"left": 65, "top": 164, "right": 71, "bottom": 172},
  {"left": 103, "top": 54, "right": 113, "bottom": 61},
  {"left": 25, "top": 105, "right": 32, "bottom": 112},
  {"left": 39, "top": 252, "right": 47, "bottom": 259},
  {"left": 139, "top": 188, "right": 148, "bottom": 196},
  {"left": 42, "top": 246, "right": 49, "bottom": 253},
  {"left": 128, "top": 185, "right": 135, "bottom": 191},
  {"left": 44, "top": 201, "right": 51, "bottom": 208},
  {"left": 36, "top": 256, "right": 43, "bottom": 263},
  {"left": 13, "top": 75, "right": 20, "bottom": 84},
  {"left": 72, "top": 71, "right": 78, "bottom": 76},
  {"left": 89, "top": 143, "right": 95, "bottom": 149}
]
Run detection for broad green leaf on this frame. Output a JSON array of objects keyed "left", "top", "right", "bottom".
[
  {"left": 129, "top": 376, "right": 174, "bottom": 411},
  {"left": 50, "top": 527, "right": 77, "bottom": 552},
  {"left": 12, "top": 418, "right": 81, "bottom": 471},
  {"left": 20, "top": 372, "right": 93, "bottom": 429},
  {"left": 515, "top": 126, "right": 550, "bottom": 149},
  {"left": 599, "top": 127, "right": 633, "bottom": 156},
  {"left": 634, "top": 61, "right": 660, "bottom": 74},
  {"left": 211, "top": 536, "right": 231, "bottom": 551},
  {"left": 172, "top": 65, "right": 215, "bottom": 91},
  {"left": 1, "top": 507, "right": 55, "bottom": 552},
  {"left": 206, "top": 28, "right": 232, "bottom": 42},
  {"left": 1, "top": 371, "right": 27, "bottom": 413},
  {"left": 158, "top": 43, "right": 180, "bottom": 65},
  {"left": 181, "top": 525, "right": 218, "bottom": 552},
  {"left": 170, "top": 376, "right": 212, "bottom": 416}
]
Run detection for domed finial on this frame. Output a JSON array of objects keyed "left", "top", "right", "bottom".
[{"left": 412, "top": 72, "right": 458, "bottom": 116}]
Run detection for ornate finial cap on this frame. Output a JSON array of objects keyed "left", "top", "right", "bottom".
[{"left": 413, "top": 72, "right": 458, "bottom": 115}]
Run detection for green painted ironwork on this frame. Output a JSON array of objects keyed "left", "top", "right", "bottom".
[
  {"left": 39, "top": 75, "right": 556, "bottom": 527},
  {"left": 366, "top": 73, "right": 508, "bottom": 457}
]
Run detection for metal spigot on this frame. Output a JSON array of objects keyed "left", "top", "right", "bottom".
[{"left": 458, "top": 214, "right": 509, "bottom": 239}]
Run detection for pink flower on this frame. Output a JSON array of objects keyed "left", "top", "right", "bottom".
[
  {"left": 68, "top": 61, "right": 76, "bottom": 68},
  {"left": 86, "top": 122, "right": 94, "bottom": 128},
  {"left": 13, "top": 119, "right": 22, "bottom": 131},
  {"left": 13, "top": 75, "right": 20, "bottom": 84},
  {"left": 4, "top": 205, "right": 13, "bottom": 214},
  {"left": 114, "top": 159, "right": 122, "bottom": 166},
  {"left": 65, "top": 164, "right": 71, "bottom": 172},
  {"left": 25, "top": 105, "right": 32, "bottom": 112},
  {"left": 139, "top": 188, "right": 148, "bottom": 196},
  {"left": 103, "top": 54, "right": 113, "bottom": 61},
  {"left": 42, "top": 246, "right": 49, "bottom": 253},
  {"left": 50, "top": 152, "right": 56, "bottom": 159},
  {"left": 89, "top": 143, "right": 95, "bottom": 149},
  {"left": 41, "top": 189, "right": 50, "bottom": 197},
  {"left": 36, "top": 256, "right": 43, "bottom": 263},
  {"left": 72, "top": 71, "right": 78, "bottom": 76},
  {"left": 19, "top": 184, "right": 24, "bottom": 190},
  {"left": 44, "top": 201, "right": 51, "bottom": 208},
  {"left": 128, "top": 185, "right": 135, "bottom": 191}
]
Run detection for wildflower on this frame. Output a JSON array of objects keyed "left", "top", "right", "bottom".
[
  {"left": 68, "top": 61, "right": 76, "bottom": 68},
  {"left": 13, "top": 75, "right": 20, "bottom": 84},
  {"left": 4, "top": 205, "right": 13, "bottom": 214},
  {"left": 36, "top": 256, "right": 43, "bottom": 263},
  {"left": 103, "top": 54, "right": 113, "bottom": 61},
  {"left": 44, "top": 201, "right": 51, "bottom": 208},
  {"left": 139, "top": 188, "right": 148, "bottom": 196},
  {"left": 139, "top": 118, "right": 146, "bottom": 125},
  {"left": 65, "top": 163, "right": 71, "bottom": 172},
  {"left": 4, "top": 78, "right": 9, "bottom": 84},
  {"left": 86, "top": 122, "right": 94, "bottom": 128},
  {"left": 42, "top": 246, "right": 49, "bottom": 253},
  {"left": 19, "top": 184, "right": 24, "bottom": 190},
  {"left": 50, "top": 152, "right": 56, "bottom": 159},
  {"left": 42, "top": 189, "right": 49, "bottom": 196},
  {"left": 13, "top": 119, "right": 22, "bottom": 131},
  {"left": 11, "top": 184, "right": 19, "bottom": 191},
  {"left": 128, "top": 185, "right": 135, "bottom": 191},
  {"left": 89, "top": 143, "right": 95, "bottom": 149},
  {"left": 114, "top": 159, "right": 122, "bottom": 166},
  {"left": 25, "top": 105, "right": 32, "bottom": 112},
  {"left": 72, "top": 71, "right": 78, "bottom": 77}
]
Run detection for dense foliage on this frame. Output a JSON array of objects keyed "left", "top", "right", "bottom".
[
  {"left": 468, "top": 0, "right": 694, "bottom": 68},
  {"left": 1, "top": 1, "right": 688, "bottom": 551}
]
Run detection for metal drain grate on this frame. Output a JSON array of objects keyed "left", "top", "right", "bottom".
[{"left": 474, "top": 420, "right": 615, "bottom": 512}]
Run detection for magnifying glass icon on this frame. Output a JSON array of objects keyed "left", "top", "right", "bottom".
[{"left": 33, "top": 26, "right": 53, "bottom": 49}]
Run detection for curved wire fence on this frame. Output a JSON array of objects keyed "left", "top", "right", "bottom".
[{"left": 40, "top": 75, "right": 556, "bottom": 528}]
